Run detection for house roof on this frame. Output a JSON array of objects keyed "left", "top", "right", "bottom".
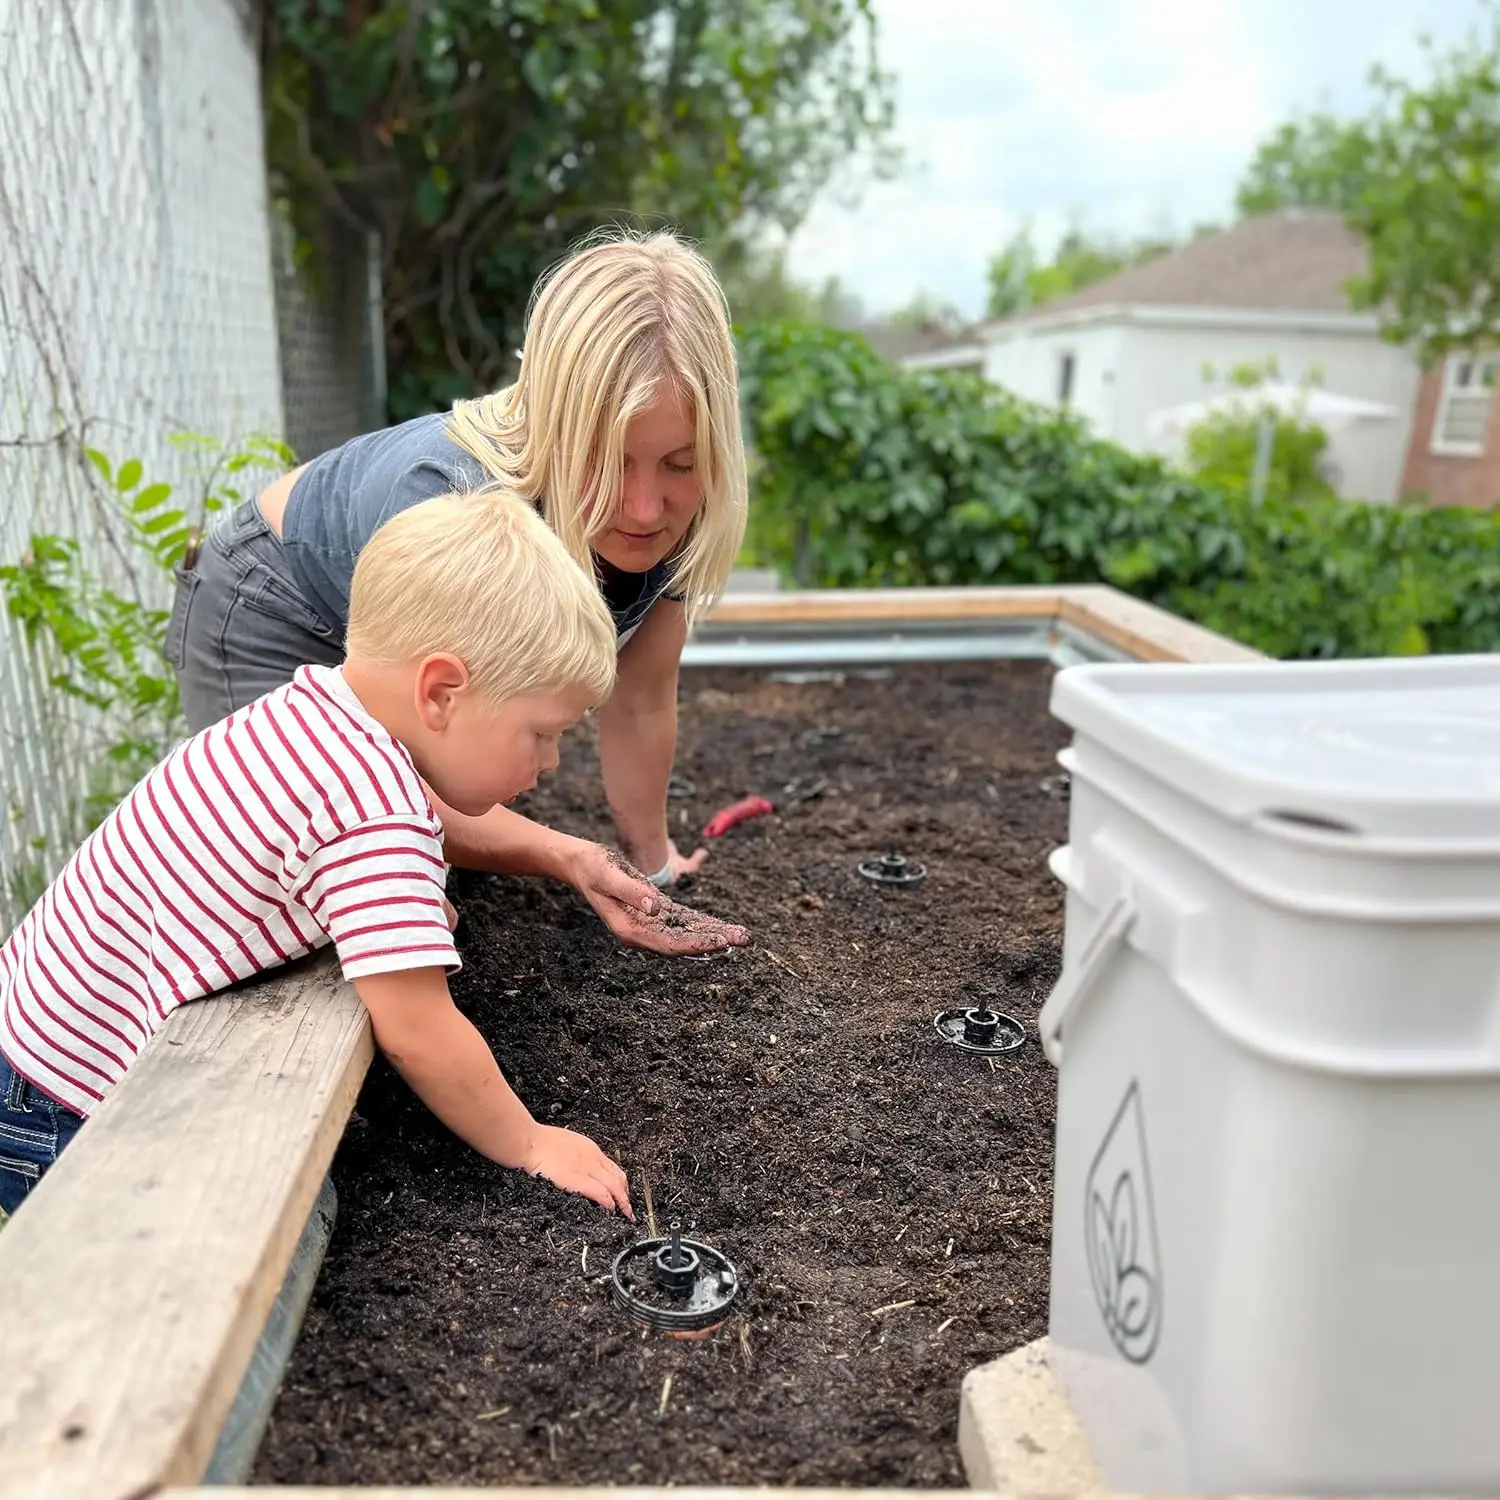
[{"left": 985, "top": 210, "right": 1369, "bottom": 333}]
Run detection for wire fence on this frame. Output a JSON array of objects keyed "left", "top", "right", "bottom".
[
  {"left": 0, "top": 0, "right": 288, "bottom": 929},
  {"left": 274, "top": 211, "right": 389, "bottom": 465}
]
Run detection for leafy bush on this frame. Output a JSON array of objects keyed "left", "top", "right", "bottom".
[
  {"left": 737, "top": 321, "right": 1243, "bottom": 589},
  {"left": 737, "top": 319, "right": 1500, "bottom": 659},
  {"left": 1184, "top": 409, "right": 1338, "bottom": 509},
  {"left": 0, "top": 434, "right": 292, "bottom": 840},
  {"left": 1169, "top": 493, "right": 1446, "bottom": 657}
]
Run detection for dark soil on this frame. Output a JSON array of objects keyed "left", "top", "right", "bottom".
[{"left": 255, "top": 661, "right": 1071, "bottom": 1488}]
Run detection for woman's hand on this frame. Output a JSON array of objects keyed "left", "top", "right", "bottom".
[{"left": 566, "top": 842, "right": 748, "bottom": 956}]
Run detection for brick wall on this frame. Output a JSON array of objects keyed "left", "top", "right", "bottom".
[{"left": 1400, "top": 364, "right": 1500, "bottom": 508}]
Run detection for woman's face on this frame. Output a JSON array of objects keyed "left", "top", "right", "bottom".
[{"left": 594, "top": 383, "right": 702, "bottom": 573}]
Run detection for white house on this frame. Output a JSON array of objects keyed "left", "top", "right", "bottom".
[{"left": 911, "top": 211, "right": 1430, "bottom": 505}]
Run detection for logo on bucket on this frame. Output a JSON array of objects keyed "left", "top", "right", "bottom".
[{"left": 1085, "top": 1079, "right": 1163, "bottom": 1364}]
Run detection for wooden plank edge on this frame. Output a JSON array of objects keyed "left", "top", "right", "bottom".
[
  {"left": 702, "top": 585, "right": 1068, "bottom": 626},
  {"left": 0, "top": 957, "right": 373, "bottom": 1500},
  {"left": 1057, "top": 587, "right": 1265, "bottom": 664},
  {"left": 165, "top": 1005, "right": 374, "bottom": 1489},
  {"left": 701, "top": 583, "right": 1264, "bottom": 668}
]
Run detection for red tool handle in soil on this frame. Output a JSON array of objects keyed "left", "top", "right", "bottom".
[{"left": 702, "top": 795, "right": 775, "bottom": 839}]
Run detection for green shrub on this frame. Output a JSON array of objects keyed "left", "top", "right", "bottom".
[
  {"left": 737, "top": 319, "right": 1500, "bottom": 659},
  {"left": 1184, "top": 408, "right": 1338, "bottom": 508},
  {"left": 0, "top": 433, "right": 293, "bottom": 880}
]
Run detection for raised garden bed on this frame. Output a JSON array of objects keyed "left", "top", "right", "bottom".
[
  {"left": 0, "top": 586, "right": 1258, "bottom": 1500},
  {"left": 255, "top": 660, "right": 1070, "bottom": 1487}
]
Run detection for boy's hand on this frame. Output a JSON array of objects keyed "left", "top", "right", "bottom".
[
  {"left": 522, "top": 1124, "right": 634, "bottom": 1219},
  {"left": 357, "top": 969, "right": 630, "bottom": 1215}
]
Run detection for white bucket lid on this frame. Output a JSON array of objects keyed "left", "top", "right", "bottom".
[{"left": 1052, "top": 654, "right": 1500, "bottom": 841}]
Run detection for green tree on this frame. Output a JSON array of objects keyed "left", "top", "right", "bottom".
[
  {"left": 708, "top": 238, "right": 865, "bottom": 326},
  {"left": 266, "top": 0, "right": 894, "bottom": 419},
  {"left": 984, "top": 226, "right": 1180, "bottom": 320},
  {"left": 1235, "top": 7, "right": 1500, "bottom": 360},
  {"left": 1351, "top": 12, "right": 1500, "bottom": 358},
  {"left": 884, "top": 289, "right": 964, "bottom": 336},
  {"left": 1235, "top": 114, "right": 1373, "bottom": 216},
  {"left": 984, "top": 229, "right": 1038, "bottom": 317}
]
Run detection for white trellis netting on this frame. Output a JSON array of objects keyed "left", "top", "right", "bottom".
[{"left": 0, "top": 0, "right": 284, "bottom": 929}]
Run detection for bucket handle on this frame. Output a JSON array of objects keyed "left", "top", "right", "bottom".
[{"left": 1037, "top": 884, "right": 1137, "bottom": 1067}]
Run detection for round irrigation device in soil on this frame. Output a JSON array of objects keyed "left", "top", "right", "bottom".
[
  {"left": 934, "top": 1002, "right": 1025, "bottom": 1056},
  {"left": 780, "top": 774, "right": 828, "bottom": 806},
  {"left": 798, "top": 724, "right": 846, "bottom": 749},
  {"left": 611, "top": 1223, "right": 741, "bottom": 1337},
  {"left": 857, "top": 851, "right": 927, "bottom": 888}
]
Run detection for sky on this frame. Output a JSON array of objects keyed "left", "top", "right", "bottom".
[{"left": 785, "top": 0, "right": 1486, "bottom": 321}]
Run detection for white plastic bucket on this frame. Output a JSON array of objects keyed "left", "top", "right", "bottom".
[{"left": 1039, "top": 655, "right": 1500, "bottom": 1492}]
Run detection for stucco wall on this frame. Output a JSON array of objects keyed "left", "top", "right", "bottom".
[{"left": 982, "top": 314, "right": 1421, "bottom": 505}]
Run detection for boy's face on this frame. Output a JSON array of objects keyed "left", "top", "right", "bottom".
[{"left": 417, "top": 675, "right": 596, "bottom": 818}]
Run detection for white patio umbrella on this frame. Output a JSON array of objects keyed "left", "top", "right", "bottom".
[
  {"left": 1147, "top": 382, "right": 1400, "bottom": 439},
  {"left": 1147, "top": 382, "right": 1400, "bottom": 505}
]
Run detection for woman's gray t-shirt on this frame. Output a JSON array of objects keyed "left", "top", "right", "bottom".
[{"left": 279, "top": 411, "right": 676, "bottom": 644}]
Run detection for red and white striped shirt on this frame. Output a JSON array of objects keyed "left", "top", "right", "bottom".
[{"left": 0, "top": 666, "right": 459, "bottom": 1117}]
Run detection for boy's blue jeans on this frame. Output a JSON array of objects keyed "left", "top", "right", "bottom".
[{"left": 0, "top": 1049, "right": 85, "bottom": 1215}]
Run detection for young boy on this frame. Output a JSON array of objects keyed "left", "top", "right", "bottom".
[{"left": 0, "top": 489, "right": 635, "bottom": 1220}]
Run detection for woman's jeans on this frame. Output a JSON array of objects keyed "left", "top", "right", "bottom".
[
  {"left": 167, "top": 501, "right": 343, "bottom": 733},
  {"left": 0, "top": 1050, "right": 85, "bottom": 1216}
]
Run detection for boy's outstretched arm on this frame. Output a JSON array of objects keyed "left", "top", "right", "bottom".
[{"left": 354, "top": 967, "right": 633, "bottom": 1219}]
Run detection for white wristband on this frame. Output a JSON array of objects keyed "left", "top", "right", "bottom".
[{"left": 645, "top": 858, "right": 674, "bottom": 888}]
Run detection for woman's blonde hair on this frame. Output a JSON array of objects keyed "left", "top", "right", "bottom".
[
  {"left": 347, "top": 486, "right": 617, "bottom": 706},
  {"left": 445, "top": 228, "right": 747, "bottom": 623}
]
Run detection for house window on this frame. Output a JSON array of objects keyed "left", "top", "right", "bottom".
[
  {"left": 1057, "top": 351, "right": 1076, "bottom": 406},
  {"left": 1433, "top": 354, "right": 1500, "bottom": 455}
]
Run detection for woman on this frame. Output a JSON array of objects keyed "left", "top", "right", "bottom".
[{"left": 166, "top": 230, "right": 748, "bottom": 957}]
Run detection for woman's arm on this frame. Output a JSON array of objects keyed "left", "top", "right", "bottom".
[{"left": 596, "top": 599, "right": 705, "bottom": 883}]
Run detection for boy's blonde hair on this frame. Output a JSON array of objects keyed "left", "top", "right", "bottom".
[
  {"left": 346, "top": 487, "right": 617, "bottom": 705},
  {"left": 445, "top": 227, "right": 747, "bottom": 624}
]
